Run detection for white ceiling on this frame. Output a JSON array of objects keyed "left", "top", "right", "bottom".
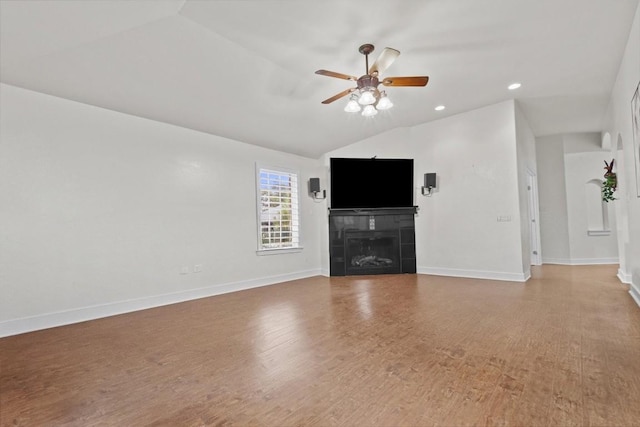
[{"left": 1, "top": 0, "right": 637, "bottom": 158}]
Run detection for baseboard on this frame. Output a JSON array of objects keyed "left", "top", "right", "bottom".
[
  {"left": 0, "top": 269, "right": 323, "bottom": 338},
  {"left": 542, "top": 257, "right": 573, "bottom": 264},
  {"left": 417, "top": 266, "right": 529, "bottom": 282},
  {"left": 617, "top": 269, "right": 632, "bottom": 284},
  {"left": 542, "top": 257, "right": 619, "bottom": 265},
  {"left": 630, "top": 283, "right": 640, "bottom": 309}
]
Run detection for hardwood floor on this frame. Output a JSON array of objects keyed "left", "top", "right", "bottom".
[{"left": 1, "top": 265, "right": 639, "bottom": 426}]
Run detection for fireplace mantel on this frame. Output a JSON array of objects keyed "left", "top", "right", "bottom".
[
  {"left": 328, "top": 206, "right": 418, "bottom": 216},
  {"left": 328, "top": 208, "right": 417, "bottom": 276}
]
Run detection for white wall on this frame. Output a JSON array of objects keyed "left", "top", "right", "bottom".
[
  {"left": 604, "top": 1, "right": 640, "bottom": 305},
  {"left": 564, "top": 148, "right": 618, "bottom": 263},
  {"left": 535, "top": 135, "right": 571, "bottom": 262},
  {"left": 0, "top": 83, "right": 325, "bottom": 337},
  {"left": 563, "top": 132, "right": 602, "bottom": 153},
  {"left": 535, "top": 132, "right": 619, "bottom": 264},
  {"left": 562, "top": 133, "right": 619, "bottom": 264},
  {"left": 323, "top": 101, "right": 528, "bottom": 282},
  {"left": 611, "top": 133, "right": 631, "bottom": 280}
]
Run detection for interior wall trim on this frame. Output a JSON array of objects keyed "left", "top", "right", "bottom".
[
  {"left": 417, "top": 267, "right": 529, "bottom": 282},
  {"left": 629, "top": 283, "right": 640, "bottom": 309},
  {"left": 618, "top": 269, "right": 632, "bottom": 284},
  {"left": 542, "top": 257, "right": 619, "bottom": 265},
  {"left": 0, "top": 269, "right": 323, "bottom": 338}
]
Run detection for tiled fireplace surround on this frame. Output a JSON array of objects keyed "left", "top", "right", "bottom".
[{"left": 328, "top": 208, "right": 417, "bottom": 276}]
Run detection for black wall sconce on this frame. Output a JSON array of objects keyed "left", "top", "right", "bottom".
[
  {"left": 421, "top": 173, "right": 437, "bottom": 196},
  {"left": 309, "top": 177, "right": 326, "bottom": 200}
]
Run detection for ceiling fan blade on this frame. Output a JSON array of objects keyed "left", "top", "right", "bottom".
[
  {"left": 369, "top": 47, "right": 400, "bottom": 76},
  {"left": 315, "top": 69, "right": 357, "bottom": 81},
  {"left": 381, "top": 76, "right": 429, "bottom": 87},
  {"left": 321, "top": 88, "right": 356, "bottom": 104}
]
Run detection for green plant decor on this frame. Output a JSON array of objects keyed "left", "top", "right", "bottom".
[{"left": 602, "top": 159, "right": 617, "bottom": 202}]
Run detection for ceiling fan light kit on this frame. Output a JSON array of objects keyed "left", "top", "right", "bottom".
[
  {"left": 316, "top": 44, "right": 429, "bottom": 117},
  {"left": 358, "top": 88, "right": 377, "bottom": 106},
  {"left": 376, "top": 91, "right": 393, "bottom": 110},
  {"left": 344, "top": 94, "right": 361, "bottom": 113},
  {"left": 362, "top": 105, "right": 378, "bottom": 117}
]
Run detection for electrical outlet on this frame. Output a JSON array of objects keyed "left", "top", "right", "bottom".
[
  {"left": 497, "top": 215, "right": 512, "bottom": 222},
  {"left": 180, "top": 266, "right": 189, "bottom": 275},
  {"left": 194, "top": 264, "right": 202, "bottom": 273}
]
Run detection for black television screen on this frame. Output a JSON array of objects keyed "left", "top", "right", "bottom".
[{"left": 330, "top": 157, "right": 414, "bottom": 209}]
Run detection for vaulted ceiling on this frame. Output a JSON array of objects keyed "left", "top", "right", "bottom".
[{"left": 1, "top": 0, "right": 638, "bottom": 158}]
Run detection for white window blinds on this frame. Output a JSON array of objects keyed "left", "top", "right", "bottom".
[{"left": 257, "top": 167, "right": 300, "bottom": 251}]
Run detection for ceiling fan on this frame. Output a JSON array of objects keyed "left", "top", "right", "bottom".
[{"left": 315, "top": 44, "right": 429, "bottom": 116}]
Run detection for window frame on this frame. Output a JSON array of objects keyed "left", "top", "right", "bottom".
[{"left": 255, "top": 163, "right": 303, "bottom": 255}]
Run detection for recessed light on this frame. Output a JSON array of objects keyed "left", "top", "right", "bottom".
[
  {"left": 508, "top": 83, "right": 522, "bottom": 90},
  {"left": 435, "top": 105, "right": 446, "bottom": 111}
]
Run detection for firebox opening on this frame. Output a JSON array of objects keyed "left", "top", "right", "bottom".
[
  {"left": 345, "top": 234, "right": 400, "bottom": 275},
  {"left": 349, "top": 237, "right": 395, "bottom": 267}
]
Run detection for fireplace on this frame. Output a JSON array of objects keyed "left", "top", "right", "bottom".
[
  {"left": 345, "top": 231, "right": 400, "bottom": 275},
  {"left": 329, "top": 208, "right": 417, "bottom": 276}
]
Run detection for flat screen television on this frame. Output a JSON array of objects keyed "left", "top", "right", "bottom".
[{"left": 330, "top": 157, "right": 414, "bottom": 209}]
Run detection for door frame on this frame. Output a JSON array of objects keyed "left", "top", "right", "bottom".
[{"left": 527, "top": 169, "right": 542, "bottom": 266}]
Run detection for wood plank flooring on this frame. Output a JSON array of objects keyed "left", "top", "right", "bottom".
[{"left": 1, "top": 265, "right": 640, "bottom": 426}]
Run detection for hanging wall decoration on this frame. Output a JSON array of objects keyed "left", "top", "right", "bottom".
[{"left": 602, "top": 159, "right": 617, "bottom": 202}]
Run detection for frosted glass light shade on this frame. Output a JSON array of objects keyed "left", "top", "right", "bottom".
[
  {"left": 344, "top": 99, "right": 361, "bottom": 112},
  {"left": 358, "top": 89, "right": 376, "bottom": 105},
  {"left": 362, "top": 105, "right": 378, "bottom": 117},
  {"left": 376, "top": 95, "right": 393, "bottom": 110}
]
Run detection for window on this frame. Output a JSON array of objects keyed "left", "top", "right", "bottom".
[{"left": 256, "top": 166, "right": 300, "bottom": 252}]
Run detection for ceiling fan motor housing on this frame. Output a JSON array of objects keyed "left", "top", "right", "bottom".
[{"left": 357, "top": 75, "right": 379, "bottom": 89}]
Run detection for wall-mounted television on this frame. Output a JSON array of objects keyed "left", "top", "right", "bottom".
[{"left": 330, "top": 157, "right": 414, "bottom": 209}]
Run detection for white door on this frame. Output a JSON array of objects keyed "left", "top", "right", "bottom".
[{"left": 527, "top": 172, "right": 542, "bottom": 265}]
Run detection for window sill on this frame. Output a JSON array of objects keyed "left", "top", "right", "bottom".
[
  {"left": 587, "top": 230, "right": 611, "bottom": 236},
  {"left": 256, "top": 247, "right": 304, "bottom": 256}
]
